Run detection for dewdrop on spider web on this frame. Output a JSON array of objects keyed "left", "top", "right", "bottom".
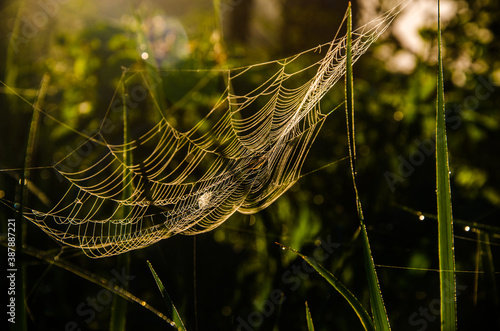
[{"left": 20, "top": 3, "right": 408, "bottom": 258}]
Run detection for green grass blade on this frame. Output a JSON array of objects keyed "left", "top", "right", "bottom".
[
  {"left": 345, "top": 3, "right": 391, "bottom": 330},
  {"left": 359, "top": 221, "right": 391, "bottom": 330},
  {"left": 281, "top": 245, "right": 374, "bottom": 331},
  {"left": 435, "top": 0, "right": 456, "bottom": 330},
  {"left": 9, "top": 242, "right": 176, "bottom": 326},
  {"left": 109, "top": 74, "right": 133, "bottom": 331},
  {"left": 147, "top": 261, "right": 187, "bottom": 331},
  {"left": 305, "top": 301, "right": 315, "bottom": 331},
  {"left": 345, "top": 2, "right": 355, "bottom": 170}
]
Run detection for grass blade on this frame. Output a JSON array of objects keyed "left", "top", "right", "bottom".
[
  {"left": 4, "top": 241, "right": 177, "bottom": 327},
  {"left": 435, "top": 0, "right": 456, "bottom": 330},
  {"left": 15, "top": 74, "right": 50, "bottom": 331},
  {"left": 359, "top": 221, "right": 390, "bottom": 330},
  {"left": 345, "top": 3, "right": 391, "bottom": 330},
  {"left": 281, "top": 244, "right": 374, "bottom": 331},
  {"left": 109, "top": 72, "right": 133, "bottom": 331},
  {"left": 305, "top": 301, "right": 315, "bottom": 331},
  {"left": 147, "top": 261, "right": 187, "bottom": 331}
]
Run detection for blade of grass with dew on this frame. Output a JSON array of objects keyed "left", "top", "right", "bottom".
[
  {"left": 280, "top": 244, "right": 374, "bottom": 331},
  {"left": 435, "top": 0, "right": 456, "bottom": 329},
  {"left": 344, "top": 3, "right": 391, "bottom": 330},
  {"left": 147, "top": 261, "right": 187, "bottom": 331},
  {"left": 109, "top": 74, "right": 133, "bottom": 331},
  {"left": 305, "top": 301, "right": 315, "bottom": 331}
]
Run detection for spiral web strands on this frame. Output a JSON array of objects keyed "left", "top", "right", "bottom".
[{"left": 20, "top": 5, "right": 405, "bottom": 257}]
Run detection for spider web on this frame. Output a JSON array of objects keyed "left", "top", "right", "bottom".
[{"left": 20, "top": 4, "right": 405, "bottom": 258}]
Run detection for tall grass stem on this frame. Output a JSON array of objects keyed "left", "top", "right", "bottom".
[{"left": 344, "top": 3, "right": 391, "bottom": 330}]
